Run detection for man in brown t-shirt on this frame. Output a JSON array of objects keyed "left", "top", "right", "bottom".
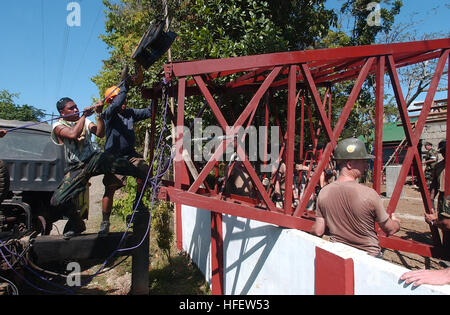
[{"left": 310, "top": 138, "right": 400, "bottom": 257}]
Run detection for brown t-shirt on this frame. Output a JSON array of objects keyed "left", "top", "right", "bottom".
[{"left": 316, "top": 181, "right": 389, "bottom": 256}]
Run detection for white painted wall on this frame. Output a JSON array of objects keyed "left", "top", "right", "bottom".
[{"left": 181, "top": 205, "right": 450, "bottom": 295}]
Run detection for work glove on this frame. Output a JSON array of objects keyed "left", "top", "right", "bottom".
[
  {"left": 121, "top": 65, "right": 130, "bottom": 83},
  {"left": 130, "top": 63, "right": 144, "bottom": 86},
  {"left": 120, "top": 62, "right": 144, "bottom": 86}
]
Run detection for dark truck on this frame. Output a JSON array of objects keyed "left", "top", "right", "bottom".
[
  {"left": 0, "top": 119, "right": 88, "bottom": 236},
  {"left": 0, "top": 120, "right": 144, "bottom": 295},
  {"left": 0, "top": 119, "right": 145, "bottom": 295}
]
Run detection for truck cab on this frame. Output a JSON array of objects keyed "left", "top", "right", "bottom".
[{"left": 0, "top": 119, "right": 88, "bottom": 235}]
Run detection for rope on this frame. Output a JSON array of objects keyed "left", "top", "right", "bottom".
[
  {"left": 0, "top": 79, "right": 170, "bottom": 294},
  {"left": 4, "top": 80, "right": 126, "bottom": 134},
  {"left": 71, "top": 83, "right": 174, "bottom": 291},
  {"left": 0, "top": 76, "right": 191, "bottom": 294}
]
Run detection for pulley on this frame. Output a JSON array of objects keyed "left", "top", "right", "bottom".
[{"left": 131, "top": 19, "right": 177, "bottom": 69}]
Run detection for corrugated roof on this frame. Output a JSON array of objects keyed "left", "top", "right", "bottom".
[
  {"left": 358, "top": 119, "right": 419, "bottom": 144},
  {"left": 382, "top": 122, "right": 405, "bottom": 142}
]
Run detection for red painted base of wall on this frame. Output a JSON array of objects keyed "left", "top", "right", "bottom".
[{"left": 315, "top": 247, "right": 355, "bottom": 295}]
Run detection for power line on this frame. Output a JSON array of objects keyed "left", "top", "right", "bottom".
[
  {"left": 40, "top": 0, "right": 46, "bottom": 109},
  {"left": 55, "top": 22, "right": 70, "bottom": 100},
  {"left": 69, "top": 2, "right": 103, "bottom": 95}
]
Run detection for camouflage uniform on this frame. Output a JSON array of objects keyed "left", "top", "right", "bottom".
[
  {"left": 424, "top": 148, "right": 438, "bottom": 183},
  {"left": 437, "top": 168, "right": 449, "bottom": 219},
  {"left": 443, "top": 195, "right": 450, "bottom": 219},
  {"left": 50, "top": 117, "right": 148, "bottom": 212},
  {"left": 50, "top": 150, "right": 147, "bottom": 211}
]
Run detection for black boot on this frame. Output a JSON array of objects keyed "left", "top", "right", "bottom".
[{"left": 63, "top": 211, "right": 86, "bottom": 240}]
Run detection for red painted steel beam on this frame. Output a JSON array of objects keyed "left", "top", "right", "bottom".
[
  {"left": 161, "top": 39, "right": 449, "bottom": 261},
  {"left": 194, "top": 75, "right": 229, "bottom": 130},
  {"left": 385, "top": 50, "right": 449, "bottom": 245},
  {"left": 373, "top": 56, "right": 385, "bottom": 194},
  {"left": 159, "top": 186, "right": 315, "bottom": 231},
  {"left": 174, "top": 77, "right": 187, "bottom": 250},
  {"left": 300, "top": 63, "right": 334, "bottom": 141},
  {"left": 211, "top": 212, "right": 224, "bottom": 295},
  {"left": 175, "top": 77, "right": 186, "bottom": 190},
  {"left": 166, "top": 38, "right": 450, "bottom": 79},
  {"left": 284, "top": 65, "right": 297, "bottom": 214},
  {"left": 299, "top": 93, "right": 305, "bottom": 162},
  {"left": 447, "top": 57, "right": 450, "bottom": 198},
  {"left": 294, "top": 57, "right": 376, "bottom": 217},
  {"left": 150, "top": 42, "right": 446, "bottom": 102},
  {"left": 385, "top": 51, "right": 449, "bottom": 216},
  {"left": 379, "top": 235, "right": 450, "bottom": 260}
]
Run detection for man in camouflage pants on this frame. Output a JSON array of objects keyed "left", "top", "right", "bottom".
[
  {"left": 50, "top": 96, "right": 147, "bottom": 238},
  {"left": 426, "top": 140, "right": 449, "bottom": 247},
  {"left": 423, "top": 142, "right": 438, "bottom": 190},
  {"left": 400, "top": 140, "right": 450, "bottom": 287}
]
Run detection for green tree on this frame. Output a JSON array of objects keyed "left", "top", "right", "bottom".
[
  {"left": 0, "top": 89, "right": 45, "bottom": 122},
  {"left": 92, "top": 0, "right": 339, "bottom": 151},
  {"left": 310, "top": 0, "right": 403, "bottom": 144},
  {"left": 93, "top": 0, "right": 339, "bottom": 223},
  {"left": 340, "top": 0, "right": 402, "bottom": 46}
]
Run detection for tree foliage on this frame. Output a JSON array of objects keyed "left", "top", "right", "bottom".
[
  {"left": 93, "top": 0, "right": 339, "bottom": 151},
  {"left": 312, "top": 0, "right": 403, "bottom": 144},
  {"left": 340, "top": 0, "right": 402, "bottom": 46},
  {"left": 0, "top": 89, "right": 45, "bottom": 122}
]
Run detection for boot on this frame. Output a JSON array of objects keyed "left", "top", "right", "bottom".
[
  {"left": 63, "top": 211, "right": 86, "bottom": 240},
  {"left": 98, "top": 221, "right": 110, "bottom": 235}
]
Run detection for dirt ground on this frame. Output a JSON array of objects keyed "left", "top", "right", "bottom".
[{"left": 376, "top": 183, "right": 447, "bottom": 271}]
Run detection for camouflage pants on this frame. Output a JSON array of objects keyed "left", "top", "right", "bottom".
[
  {"left": 50, "top": 151, "right": 147, "bottom": 209},
  {"left": 437, "top": 191, "right": 450, "bottom": 219}
]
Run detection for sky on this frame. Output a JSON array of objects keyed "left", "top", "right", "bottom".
[
  {"left": 0, "top": 0, "right": 449, "bottom": 120},
  {"left": 0, "top": 0, "right": 113, "bottom": 118}
]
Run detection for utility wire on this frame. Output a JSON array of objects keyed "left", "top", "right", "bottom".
[
  {"left": 69, "top": 3, "right": 103, "bottom": 94},
  {"left": 55, "top": 23, "right": 70, "bottom": 100},
  {"left": 40, "top": 0, "right": 47, "bottom": 109}
]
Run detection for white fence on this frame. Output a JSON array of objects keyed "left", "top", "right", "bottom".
[{"left": 181, "top": 205, "right": 450, "bottom": 295}]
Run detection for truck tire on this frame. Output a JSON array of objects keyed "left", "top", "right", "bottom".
[{"left": 0, "top": 160, "right": 10, "bottom": 204}]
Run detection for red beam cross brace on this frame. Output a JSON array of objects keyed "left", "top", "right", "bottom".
[
  {"left": 383, "top": 50, "right": 449, "bottom": 247},
  {"left": 294, "top": 57, "right": 376, "bottom": 217},
  {"left": 186, "top": 66, "right": 284, "bottom": 213}
]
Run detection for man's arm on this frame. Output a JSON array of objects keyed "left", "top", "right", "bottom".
[
  {"left": 378, "top": 213, "right": 401, "bottom": 236},
  {"left": 424, "top": 155, "right": 437, "bottom": 165},
  {"left": 131, "top": 106, "right": 153, "bottom": 122},
  {"left": 310, "top": 217, "right": 326, "bottom": 237},
  {"left": 54, "top": 111, "right": 90, "bottom": 141},
  {"left": 88, "top": 100, "right": 105, "bottom": 138},
  {"left": 425, "top": 213, "right": 450, "bottom": 231}
]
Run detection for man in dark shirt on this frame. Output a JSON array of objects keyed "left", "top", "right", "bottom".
[{"left": 98, "top": 64, "right": 151, "bottom": 234}]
